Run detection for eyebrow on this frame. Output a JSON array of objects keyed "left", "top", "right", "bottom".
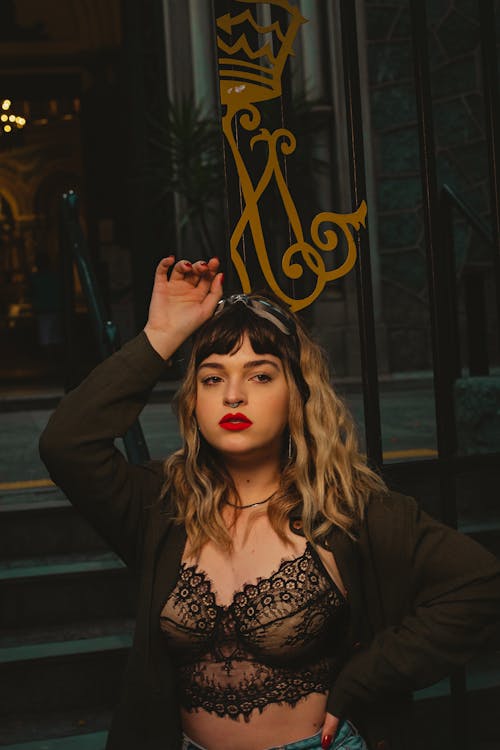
[{"left": 198, "top": 358, "right": 281, "bottom": 372}]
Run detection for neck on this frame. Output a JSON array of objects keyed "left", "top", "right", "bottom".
[{"left": 223, "top": 455, "right": 281, "bottom": 505}]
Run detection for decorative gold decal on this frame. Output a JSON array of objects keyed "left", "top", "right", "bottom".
[{"left": 217, "top": 0, "right": 367, "bottom": 311}]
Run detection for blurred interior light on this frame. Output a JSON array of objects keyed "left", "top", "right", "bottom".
[{"left": 0, "top": 100, "right": 27, "bottom": 135}]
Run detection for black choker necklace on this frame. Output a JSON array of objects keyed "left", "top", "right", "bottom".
[{"left": 225, "top": 491, "right": 277, "bottom": 510}]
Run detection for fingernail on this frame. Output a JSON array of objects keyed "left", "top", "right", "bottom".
[
  {"left": 184, "top": 261, "right": 192, "bottom": 268},
  {"left": 220, "top": 272, "right": 224, "bottom": 284},
  {"left": 199, "top": 261, "right": 208, "bottom": 266},
  {"left": 321, "top": 735, "right": 333, "bottom": 750}
]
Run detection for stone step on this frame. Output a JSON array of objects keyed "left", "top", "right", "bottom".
[
  {"left": 0, "top": 617, "right": 135, "bottom": 649},
  {"left": 414, "top": 651, "right": 500, "bottom": 702},
  {"left": 413, "top": 653, "right": 500, "bottom": 749},
  {"left": 0, "top": 486, "right": 107, "bottom": 559},
  {"left": 0, "top": 552, "right": 134, "bottom": 628},
  {"left": 1, "top": 732, "right": 108, "bottom": 750},
  {"left": 0, "top": 703, "right": 111, "bottom": 747},
  {"left": 0, "top": 629, "right": 132, "bottom": 719}
]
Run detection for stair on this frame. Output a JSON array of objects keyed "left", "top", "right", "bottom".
[
  {"left": 0, "top": 486, "right": 135, "bottom": 747},
  {"left": 0, "top": 553, "right": 133, "bottom": 628},
  {"left": 0, "top": 733, "right": 108, "bottom": 750},
  {"left": 0, "top": 485, "right": 108, "bottom": 559},
  {"left": 413, "top": 653, "right": 500, "bottom": 750},
  {"left": 2, "top": 485, "right": 499, "bottom": 748}
]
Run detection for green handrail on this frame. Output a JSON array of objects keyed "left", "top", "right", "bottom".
[{"left": 59, "top": 190, "right": 150, "bottom": 464}]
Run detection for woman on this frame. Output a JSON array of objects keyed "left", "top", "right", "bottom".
[{"left": 40, "top": 257, "right": 500, "bottom": 750}]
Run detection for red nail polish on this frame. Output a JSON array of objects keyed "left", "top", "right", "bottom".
[
  {"left": 199, "top": 261, "right": 208, "bottom": 266},
  {"left": 184, "top": 261, "right": 192, "bottom": 268},
  {"left": 321, "top": 735, "right": 333, "bottom": 750},
  {"left": 220, "top": 273, "right": 224, "bottom": 284}
]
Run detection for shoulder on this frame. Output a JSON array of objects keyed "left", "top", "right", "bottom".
[
  {"left": 364, "top": 489, "right": 500, "bottom": 592},
  {"left": 362, "top": 489, "right": 465, "bottom": 558},
  {"left": 357, "top": 490, "right": 420, "bottom": 575},
  {"left": 288, "top": 491, "right": 421, "bottom": 550},
  {"left": 364, "top": 490, "right": 419, "bottom": 533},
  {"left": 366, "top": 489, "right": 418, "bottom": 514}
]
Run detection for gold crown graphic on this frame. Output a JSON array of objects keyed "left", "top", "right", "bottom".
[{"left": 217, "top": 0, "right": 306, "bottom": 106}]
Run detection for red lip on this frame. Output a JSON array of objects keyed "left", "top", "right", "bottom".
[{"left": 219, "top": 412, "right": 253, "bottom": 431}]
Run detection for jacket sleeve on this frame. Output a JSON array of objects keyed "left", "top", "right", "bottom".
[
  {"left": 327, "top": 494, "right": 500, "bottom": 718},
  {"left": 39, "top": 332, "right": 170, "bottom": 568}
]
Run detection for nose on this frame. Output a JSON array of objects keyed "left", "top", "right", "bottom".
[
  {"left": 224, "top": 397, "right": 244, "bottom": 408},
  {"left": 223, "top": 382, "right": 247, "bottom": 409}
]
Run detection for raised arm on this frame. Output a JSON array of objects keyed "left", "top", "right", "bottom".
[{"left": 39, "top": 257, "right": 223, "bottom": 567}]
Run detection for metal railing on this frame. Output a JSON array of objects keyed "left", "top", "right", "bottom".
[
  {"left": 338, "top": 3, "right": 500, "bottom": 748},
  {"left": 59, "top": 190, "right": 150, "bottom": 465},
  {"left": 440, "top": 183, "right": 495, "bottom": 378}
]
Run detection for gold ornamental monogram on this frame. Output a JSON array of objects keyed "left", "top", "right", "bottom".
[{"left": 217, "top": 0, "right": 366, "bottom": 311}]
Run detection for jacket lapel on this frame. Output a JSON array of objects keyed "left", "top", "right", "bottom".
[
  {"left": 153, "top": 507, "right": 187, "bottom": 608},
  {"left": 327, "top": 526, "right": 372, "bottom": 645}
]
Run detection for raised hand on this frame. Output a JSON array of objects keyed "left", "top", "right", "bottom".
[{"left": 144, "top": 256, "right": 223, "bottom": 360}]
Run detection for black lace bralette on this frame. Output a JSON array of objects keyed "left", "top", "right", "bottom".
[{"left": 160, "top": 542, "right": 348, "bottom": 721}]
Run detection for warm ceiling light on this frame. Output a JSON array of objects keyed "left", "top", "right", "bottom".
[
  {"left": 4, "top": 125, "right": 12, "bottom": 133},
  {"left": 2, "top": 99, "right": 11, "bottom": 110},
  {"left": 8, "top": 114, "right": 15, "bottom": 122},
  {"left": 0, "top": 114, "right": 7, "bottom": 122}
]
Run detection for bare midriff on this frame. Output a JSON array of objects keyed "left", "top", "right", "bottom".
[{"left": 181, "top": 691, "right": 328, "bottom": 750}]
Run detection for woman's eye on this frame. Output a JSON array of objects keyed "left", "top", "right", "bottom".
[
  {"left": 253, "top": 373, "right": 272, "bottom": 383},
  {"left": 201, "top": 375, "right": 222, "bottom": 385}
]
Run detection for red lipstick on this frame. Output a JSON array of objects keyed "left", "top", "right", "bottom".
[{"left": 219, "top": 413, "right": 253, "bottom": 431}]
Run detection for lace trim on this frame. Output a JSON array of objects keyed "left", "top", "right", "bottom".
[{"left": 161, "top": 544, "right": 348, "bottom": 721}]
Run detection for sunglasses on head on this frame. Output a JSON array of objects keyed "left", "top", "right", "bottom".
[{"left": 214, "top": 294, "right": 296, "bottom": 336}]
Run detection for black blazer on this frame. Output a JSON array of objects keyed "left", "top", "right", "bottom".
[{"left": 39, "top": 333, "right": 500, "bottom": 750}]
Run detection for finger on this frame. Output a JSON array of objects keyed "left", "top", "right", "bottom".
[
  {"left": 193, "top": 258, "right": 220, "bottom": 292},
  {"left": 154, "top": 256, "right": 175, "bottom": 281},
  {"left": 201, "top": 272, "right": 224, "bottom": 314},
  {"left": 169, "top": 259, "right": 194, "bottom": 281},
  {"left": 321, "top": 713, "right": 340, "bottom": 750},
  {"left": 190, "top": 260, "right": 210, "bottom": 283},
  {"left": 192, "top": 257, "right": 219, "bottom": 274},
  {"left": 206, "top": 256, "right": 220, "bottom": 272}
]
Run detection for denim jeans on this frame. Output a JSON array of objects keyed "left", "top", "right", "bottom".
[{"left": 181, "top": 719, "right": 368, "bottom": 750}]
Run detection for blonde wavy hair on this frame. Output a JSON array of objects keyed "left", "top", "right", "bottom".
[{"left": 162, "top": 294, "right": 387, "bottom": 555}]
